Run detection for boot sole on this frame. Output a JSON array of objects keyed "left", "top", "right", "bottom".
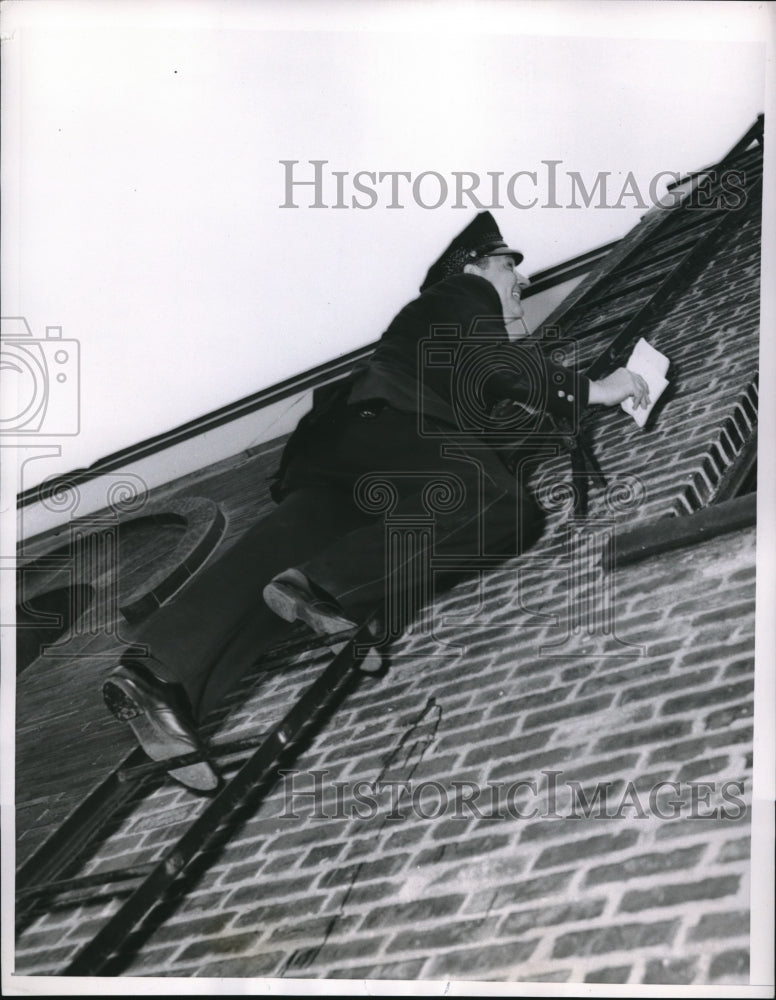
[
  {"left": 263, "top": 581, "right": 356, "bottom": 635},
  {"left": 263, "top": 583, "right": 384, "bottom": 672}
]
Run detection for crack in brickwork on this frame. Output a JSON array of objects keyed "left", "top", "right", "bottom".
[
  {"left": 371, "top": 696, "right": 444, "bottom": 787},
  {"left": 278, "top": 696, "right": 443, "bottom": 975}
]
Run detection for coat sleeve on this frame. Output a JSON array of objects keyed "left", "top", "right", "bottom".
[
  {"left": 435, "top": 274, "right": 590, "bottom": 420},
  {"left": 483, "top": 355, "right": 590, "bottom": 420}
]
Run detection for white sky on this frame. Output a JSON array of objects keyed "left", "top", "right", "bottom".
[{"left": 0, "top": 0, "right": 772, "bottom": 488}]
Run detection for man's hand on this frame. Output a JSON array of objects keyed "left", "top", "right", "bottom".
[{"left": 588, "top": 368, "right": 651, "bottom": 409}]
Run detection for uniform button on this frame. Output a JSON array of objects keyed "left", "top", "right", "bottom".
[
  {"left": 557, "top": 389, "right": 565, "bottom": 398},
  {"left": 567, "top": 394, "right": 574, "bottom": 402}
]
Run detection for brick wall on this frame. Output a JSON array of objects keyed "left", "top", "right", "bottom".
[
  {"left": 15, "top": 524, "right": 756, "bottom": 984},
  {"left": 14, "top": 138, "right": 763, "bottom": 987}
]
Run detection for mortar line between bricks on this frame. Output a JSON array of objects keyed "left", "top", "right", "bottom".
[
  {"left": 629, "top": 956, "right": 647, "bottom": 986},
  {"left": 676, "top": 895, "right": 752, "bottom": 947},
  {"left": 696, "top": 952, "right": 712, "bottom": 986},
  {"left": 675, "top": 907, "right": 703, "bottom": 956},
  {"left": 643, "top": 826, "right": 752, "bottom": 857}
]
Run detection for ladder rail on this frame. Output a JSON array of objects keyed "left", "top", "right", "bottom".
[
  {"left": 14, "top": 628, "right": 352, "bottom": 931},
  {"left": 61, "top": 621, "right": 376, "bottom": 977}
]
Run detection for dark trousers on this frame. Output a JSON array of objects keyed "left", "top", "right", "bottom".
[{"left": 124, "top": 407, "right": 544, "bottom": 721}]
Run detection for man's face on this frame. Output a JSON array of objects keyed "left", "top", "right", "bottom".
[{"left": 473, "top": 254, "right": 530, "bottom": 332}]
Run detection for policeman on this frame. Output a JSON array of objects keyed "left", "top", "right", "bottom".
[{"left": 103, "top": 213, "right": 648, "bottom": 791}]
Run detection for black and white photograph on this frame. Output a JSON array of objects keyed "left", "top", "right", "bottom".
[{"left": 1, "top": 0, "right": 774, "bottom": 995}]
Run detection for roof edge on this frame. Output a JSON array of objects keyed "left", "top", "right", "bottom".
[{"left": 17, "top": 237, "right": 620, "bottom": 510}]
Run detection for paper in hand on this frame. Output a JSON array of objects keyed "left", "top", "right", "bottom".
[{"left": 621, "top": 337, "right": 670, "bottom": 427}]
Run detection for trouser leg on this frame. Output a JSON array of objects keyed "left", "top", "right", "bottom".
[
  {"left": 122, "top": 485, "right": 373, "bottom": 720},
  {"left": 288, "top": 409, "right": 544, "bottom": 622},
  {"left": 120, "top": 407, "right": 543, "bottom": 720},
  {"left": 300, "top": 471, "right": 534, "bottom": 621}
]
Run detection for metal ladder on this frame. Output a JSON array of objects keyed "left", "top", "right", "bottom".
[{"left": 16, "top": 619, "right": 381, "bottom": 976}]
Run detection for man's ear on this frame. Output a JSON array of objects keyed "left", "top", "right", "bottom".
[{"left": 462, "top": 262, "right": 481, "bottom": 277}]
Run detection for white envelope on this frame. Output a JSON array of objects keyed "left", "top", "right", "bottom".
[{"left": 621, "top": 337, "right": 670, "bottom": 427}]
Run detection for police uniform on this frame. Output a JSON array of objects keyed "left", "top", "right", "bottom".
[{"left": 105, "top": 213, "right": 590, "bottom": 789}]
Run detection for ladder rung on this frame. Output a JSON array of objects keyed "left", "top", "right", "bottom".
[
  {"left": 17, "top": 863, "right": 156, "bottom": 902},
  {"left": 116, "top": 733, "right": 271, "bottom": 782}
]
